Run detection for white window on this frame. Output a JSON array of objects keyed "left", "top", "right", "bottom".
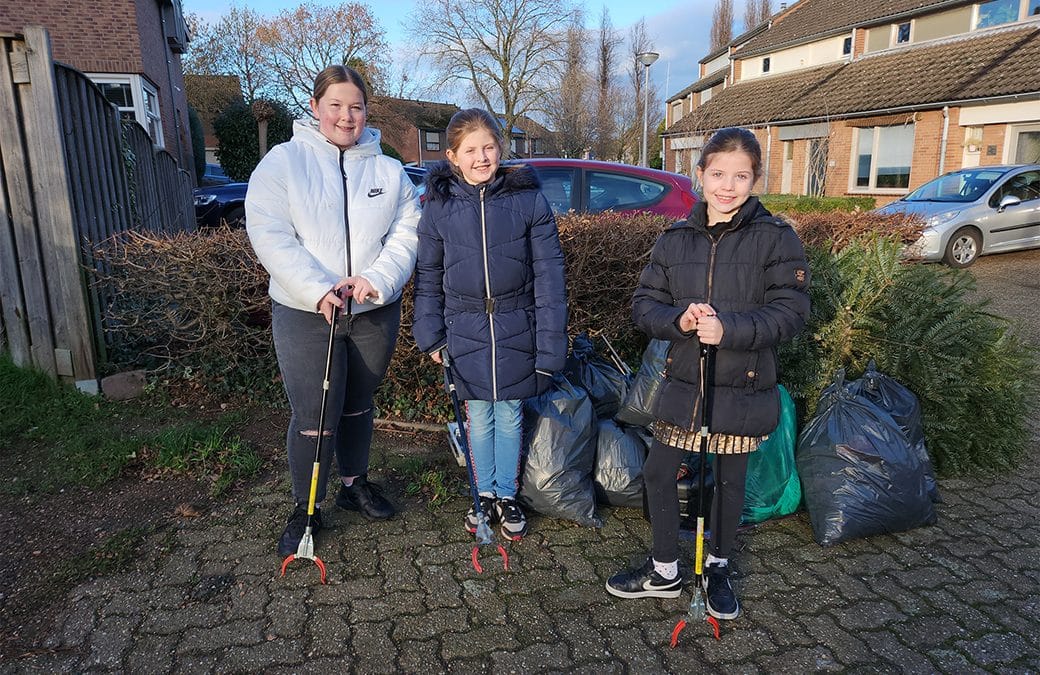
[
  {"left": 842, "top": 36, "right": 853, "bottom": 55},
  {"left": 762, "top": 57, "right": 771, "bottom": 73},
  {"left": 895, "top": 22, "right": 912, "bottom": 43},
  {"left": 1008, "top": 124, "right": 1040, "bottom": 164},
  {"left": 853, "top": 124, "right": 915, "bottom": 191},
  {"left": 671, "top": 102, "right": 683, "bottom": 123},
  {"left": 975, "top": 0, "right": 1020, "bottom": 28},
  {"left": 89, "top": 74, "right": 164, "bottom": 147},
  {"left": 424, "top": 130, "right": 440, "bottom": 151}
]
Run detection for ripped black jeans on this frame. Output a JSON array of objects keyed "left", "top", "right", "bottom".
[{"left": 272, "top": 299, "right": 400, "bottom": 506}]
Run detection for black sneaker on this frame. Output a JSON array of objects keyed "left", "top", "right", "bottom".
[
  {"left": 464, "top": 495, "right": 497, "bottom": 534},
  {"left": 605, "top": 557, "right": 682, "bottom": 599},
  {"left": 703, "top": 562, "right": 740, "bottom": 619},
  {"left": 277, "top": 505, "right": 322, "bottom": 556},
  {"left": 494, "top": 497, "right": 528, "bottom": 540},
  {"left": 335, "top": 474, "right": 395, "bottom": 520}
]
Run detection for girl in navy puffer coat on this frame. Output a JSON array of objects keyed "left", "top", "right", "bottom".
[{"left": 412, "top": 109, "right": 567, "bottom": 541}]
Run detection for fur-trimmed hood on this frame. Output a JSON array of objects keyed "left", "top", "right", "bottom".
[{"left": 424, "top": 160, "right": 541, "bottom": 203}]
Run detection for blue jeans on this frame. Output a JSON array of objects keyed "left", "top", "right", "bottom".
[{"left": 465, "top": 399, "right": 523, "bottom": 499}]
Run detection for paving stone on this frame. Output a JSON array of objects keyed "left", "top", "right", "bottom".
[
  {"left": 178, "top": 618, "right": 265, "bottom": 654},
  {"left": 896, "top": 613, "right": 969, "bottom": 649},
  {"left": 352, "top": 620, "right": 397, "bottom": 672},
  {"left": 829, "top": 600, "right": 905, "bottom": 631},
  {"left": 393, "top": 607, "right": 470, "bottom": 642},
  {"left": 928, "top": 648, "right": 989, "bottom": 673},
  {"left": 304, "top": 604, "right": 352, "bottom": 659},
  {"left": 82, "top": 613, "right": 140, "bottom": 668},
  {"left": 861, "top": 630, "right": 941, "bottom": 672},
  {"left": 552, "top": 612, "right": 613, "bottom": 662},
  {"left": 490, "top": 641, "right": 571, "bottom": 673},
  {"left": 125, "top": 633, "right": 178, "bottom": 673},
  {"left": 755, "top": 645, "right": 843, "bottom": 673},
  {"left": 417, "top": 564, "right": 464, "bottom": 609},
  {"left": 139, "top": 604, "right": 224, "bottom": 635},
  {"left": 216, "top": 637, "right": 305, "bottom": 671},
  {"left": 955, "top": 632, "right": 1036, "bottom": 668},
  {"left": 441, "top": 624, "right": 519, "bottom": 660},
  {"left": 394, "top": 638, "right": 445, "bottom": 672}
]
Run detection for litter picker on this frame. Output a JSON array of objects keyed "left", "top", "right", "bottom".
[
  {"left": 671, "top": 345, "right": 722, "bottom": 645},
  {"left": 442, "top": 351, "right": 509, "bottom": 573},
  {"left": 279, "top": 304, "right": 340, "bottom": 584}
]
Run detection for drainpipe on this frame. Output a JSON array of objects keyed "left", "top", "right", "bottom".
[
  {"left": 417, "top": 127, "right": 422, "bottom": 166},
  {"left": 764, "top": 125, "right": 772, "bottom": 193},
  {"left": 939, "top": 106, "right": 950, "bottom": 175}
]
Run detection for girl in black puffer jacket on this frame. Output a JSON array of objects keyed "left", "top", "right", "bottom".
[
  {"left": 412, "top": 109, "right": 568, "bottom": 542},
  {"left": 606, "top": 128, "right": 810, "bottom": 622}
]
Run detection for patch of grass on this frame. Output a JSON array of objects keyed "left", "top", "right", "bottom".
[
  {"left": 1, "top": 354, "right": 261, "bottom": 497},
  {"left": 55, "top": 526, "right": 156, "bottom": 582}
]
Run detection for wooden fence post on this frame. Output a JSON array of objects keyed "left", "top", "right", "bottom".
[{"left": 22, "top": 26, "right": 98, "bottom": 390}]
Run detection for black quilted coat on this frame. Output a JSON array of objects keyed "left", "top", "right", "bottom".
[
  {"left": 412, "top": 162, "right": 568, "bottom": 401},
  {"left": 633, "top": 197, "right": 810, "bottom": 435}
]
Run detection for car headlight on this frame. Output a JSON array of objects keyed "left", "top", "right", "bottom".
[
  {"left": 925, "top": 210, "right": 961, "bottom": 228},
  {"left": 194, "top": 194, "right": 217, "bottom": 207}
]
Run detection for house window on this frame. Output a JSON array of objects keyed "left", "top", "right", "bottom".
[
  {"left": 1031, "top": 0, "right": 1040, "bottom": 16},
  {"left": 896, "top": 22, "right": 911, "bottom": 43},
  {"left": 531, "top": 137, "right": 543, "bottom": 155},
  {"left": 976, "top": 0, "right": 1019, "bottom": 28},
  {"left": 671, "top": 102, "right": 683, "bottom": 123},
  {"left": 92, "top": 74, "right": 164, "bottom": 147},
  {"left": 762, "top": 57, "right": 771, "bottom": 73},
  {"left": 842, "top": 36, "right": 853, "bottom": 55},
  {"left": 854, "top": 125, "right": 915, "bottom": 190},
  {"left": 424, "top": 131, "right": 440, "bottom": 151}
]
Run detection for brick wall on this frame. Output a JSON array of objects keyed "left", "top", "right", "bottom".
[{"left": 0, "top": 0, "right": 142, "bottom": 70}]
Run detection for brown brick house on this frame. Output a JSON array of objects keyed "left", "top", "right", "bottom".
[
  {"left": 662, "top": 0, "right": 1040, "bottom": 205},
  {"left": 0, "top": 0, "right": 194, "bottom": 174}
]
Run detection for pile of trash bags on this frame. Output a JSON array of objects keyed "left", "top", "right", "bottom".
[
  {"left": 517, "top": 334, "right": 802, "bottom": 529},
  {"left": 797, "top": 363, "right": 940, "bottom": 546}
]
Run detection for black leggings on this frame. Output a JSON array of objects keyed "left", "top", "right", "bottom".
[{"left": 644, "top": 439, "right": 749, "bottom": 563}]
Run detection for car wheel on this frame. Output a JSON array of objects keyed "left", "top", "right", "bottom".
[
  {"left": 222, "top": 206, "right": 246, "bottom": 229},
  {"left": 942, "top": 227, "right": 981, "bottom": 268}
]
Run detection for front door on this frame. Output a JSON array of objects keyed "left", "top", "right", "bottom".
[
  {"left": 805, "top": 138, "right": 828, "bottom": 197},
  {"left": 780, "top": 141, "right": 793, "bottom": 193}
]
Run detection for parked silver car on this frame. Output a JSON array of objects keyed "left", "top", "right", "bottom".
[{"left": 874, "top": 164, "right": 1040, "bottom": 267}]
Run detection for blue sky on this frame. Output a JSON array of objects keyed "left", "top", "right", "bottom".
[{"left": 181, "top": 0, "right": 720, "bottom": 102}]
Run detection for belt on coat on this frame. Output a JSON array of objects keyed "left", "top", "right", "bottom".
[{"left": 445, "top": 294, "right": 530, "bottom": 314}]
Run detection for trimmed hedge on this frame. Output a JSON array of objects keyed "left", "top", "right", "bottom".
[
  {"left": 760, "top": 194, "right": 876, "bottom": 214},
  {"left": 93, "top": 209, "right": 1036, "bottom": 475}
]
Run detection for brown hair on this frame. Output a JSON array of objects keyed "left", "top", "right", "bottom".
[
  {"left": 312, "top": 65, "right": 368, "bottom": 105},
  {"left": 697, "top": 127, "right": 763, "bottom": 181},
  {"left": 446, "top": 108, "right": 504, "bottom": 156}
]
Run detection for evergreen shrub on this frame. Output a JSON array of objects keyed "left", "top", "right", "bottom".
[{"left": 213, "top": 99, "right": 293, "bottom": 182}]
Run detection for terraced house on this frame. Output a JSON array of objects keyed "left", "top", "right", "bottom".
[{"left": 662, "top": 0, "right": 1040, "bottom": 205}]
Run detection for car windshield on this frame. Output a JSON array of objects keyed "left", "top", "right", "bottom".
[{"left": 902, "top": 169, "right": 1007, "bottom": 203}]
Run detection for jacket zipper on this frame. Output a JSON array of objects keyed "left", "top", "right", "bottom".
[
  {"left": 479, "top": 186, "right": 498, "bottom": 399},
  {"left": 339, "top": 149, "right": 352, "bottom": 315},
  {"left": 694, "top": 229, "right": 729, "bottom": 430}
]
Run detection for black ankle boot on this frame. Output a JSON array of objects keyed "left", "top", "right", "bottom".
[{"left": 335, "top": 475, "right": 395, "bottom": 520}]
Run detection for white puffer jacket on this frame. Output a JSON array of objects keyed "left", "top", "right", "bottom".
[{"left": 245, "top": 119, "right": 420, "bottom": 314}]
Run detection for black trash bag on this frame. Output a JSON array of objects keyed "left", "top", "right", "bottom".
[
  {"left": 615, "top": 339, "right": 670, "bottom": 428},
  {"left": 846, "top": 360, "right": 941, "bottom": 503},
  {"left": 593, "top": 419, "right": 649, "bottom": 508},
  {"left": 519, "top": 374, "right": 603, "bottom": 527},
  {"left": 563, "top": 333, "right": 629, "bottom": 419},
  {"left": 797, "top": 370, "right": 937, "bottom": 547}
]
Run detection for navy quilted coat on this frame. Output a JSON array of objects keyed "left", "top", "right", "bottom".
[
  {"left": 633, "top": 197, "right": 810, "bottom": 436},
  {"left": 412, "top": 162, "right": 568, "bottom": 401}
]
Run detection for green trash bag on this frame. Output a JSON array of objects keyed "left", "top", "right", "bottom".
[{"left": 742, "top": 385, "right": 801, "bottom": 524}]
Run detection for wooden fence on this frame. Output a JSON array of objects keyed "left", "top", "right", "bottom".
[{"left": 0, "top": 26, "right": 195, "bottom": 390}]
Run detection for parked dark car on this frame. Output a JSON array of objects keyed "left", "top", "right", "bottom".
[
  {"left": 404, "top": 165, "right": 428, "bottom": 203},
  {"left": 200, "top": 162, "right": 231, "bottom": 187},
  {"left": 194, "top": 182, "right": 247, "bottom": 229},
  {"left": 506, "top": 158, "right": 697, "bottom": 219}
]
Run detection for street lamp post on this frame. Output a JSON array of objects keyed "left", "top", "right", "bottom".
[{"left": 637, "top": 51, "right": 659, "bottom": 167}]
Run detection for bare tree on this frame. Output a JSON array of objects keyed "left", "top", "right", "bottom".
[
  {"left": 623, "top": 19, "right": 664, "bottom": 164},
  {"left": 183, "top": 6, "right": 271, "bottom": 104},
  {"left": 258, "top": 2, "right": 387, "bottom": 113},
  {"left": 743, "top": 0, "right": 772, "bottom": 30},
  {"left": 592, "top": 7, "right": 623, "bottom": 161},
  {"left": 547, "top": 11, "right": 593, "bottom": 157},
  {"left": 711, "top": 0, "right": 735, "bottom": 51},
  {"left": 407, "top": 0, "right": 574, "bottom": 149}
]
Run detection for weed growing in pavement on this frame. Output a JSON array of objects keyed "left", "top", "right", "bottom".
[
  {"left": 395, "top": 456, "right": 463, "bottom": 509},
  {"left": 1, "top": 354, "right": 260, "bottom": 497}
]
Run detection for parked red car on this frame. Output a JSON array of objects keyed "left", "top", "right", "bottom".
[{"left": 507, "top": 158, "right": 697, "bottom": 220}]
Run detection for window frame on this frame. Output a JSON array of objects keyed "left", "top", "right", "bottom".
[
  {"left": 762, "top": 56, "right": 771, "bottom": 73},
  {"left": 423, "top": 130, "right": 441, "bottom": 151},
  {"left": 894, "top": 21, "right": 912, "bottom": 44},
  {"left": 88, "top": 73, "right": 165, "bottom": 147},
  {"left": 842, "top": 36, "right": 853, "bottom": 55},
  {"left": 849, "top": 124, "right": 916, "bottom": 194},
  {"left": 973, "top": 0, "right": 1025, "bottom": 29}
]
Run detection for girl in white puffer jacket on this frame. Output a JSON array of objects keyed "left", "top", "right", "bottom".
[{"left": 246, "top": 65, "right": 420, "bottom": 557}]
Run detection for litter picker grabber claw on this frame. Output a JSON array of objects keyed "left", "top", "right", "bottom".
[
  {"left": 671, "top": 345, "right": 721, "bottom": 646},
  {"left": 280, "top": 305, "right": 339, "bottom": 584},
  {"left": 442, "top": 351, "right": 509, "bottom": 574}
]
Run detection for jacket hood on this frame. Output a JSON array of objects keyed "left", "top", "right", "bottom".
[
  {"left": 675, "top": 196, "right": 771, "bottom": 234},
  {"left": 291, "top": 118, "right": 382, "bottom": 159},
  {"left": 424, "top": 161, "right": 541, "bottom": 203}
]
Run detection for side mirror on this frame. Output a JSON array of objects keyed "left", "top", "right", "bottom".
[{"left": 997, "top": 194, "right": 1021, "bottom": 212}]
